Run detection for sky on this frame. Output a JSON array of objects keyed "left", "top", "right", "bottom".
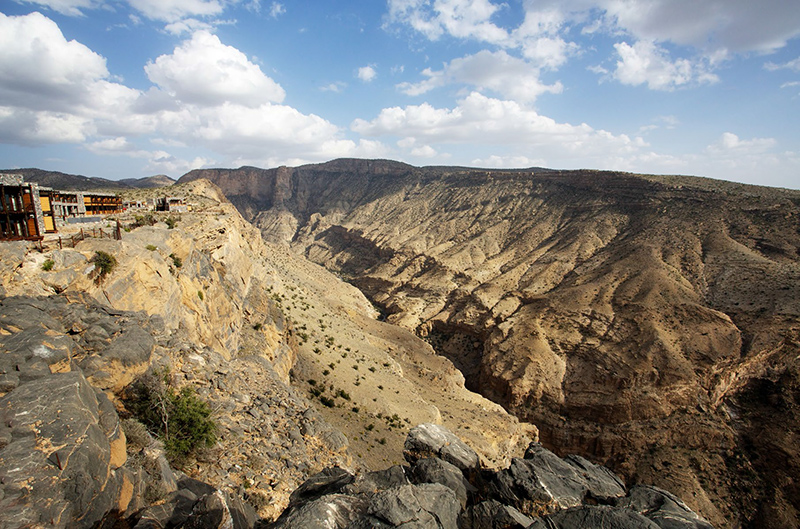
[{"left": 0, "top": 1, "right": 799, "bottom": 189}]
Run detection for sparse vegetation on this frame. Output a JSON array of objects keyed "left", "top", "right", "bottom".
[
  {"left": 41, "top": 259, "right": 54, "bottom": 271},
  {"left": 146, "top": 244, "right": 158, "bottom": 251},
  {"left": 169, "top": 253, "right": 182, "bottom": 268},
  {"left": 197, "top": 290, "right": 204, "bottom": 301},
  {"left": 165, "top": 216, "right": 178, "bottom": 229},
  {"left": 91, "top": 251, "right": 117, "bottom": 280},
  {"left": 126, "top": 370, "right": 217, "bottom": 465}
]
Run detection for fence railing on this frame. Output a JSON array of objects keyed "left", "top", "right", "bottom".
[{"left": 54, "top": 221, "right": 123, "bottom": 249}]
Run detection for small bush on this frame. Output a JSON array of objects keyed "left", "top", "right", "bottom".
[
  {"left": 165, "top": 216, "right": 178, "bottom": 229},
  {"left": 319, "top": 396, "right": 335, "bottom": 407},
  {"left": 146, "top": 244, "right": 158, "bottom": 251},
  {"left": 134, "top": 214, "right": 156, "bottom": 227},
  {"left": 127, "top": 371, "right": 217, "bottom": 465},
  {"left": 41, "top": 259, "right": 54, "bottom": 271},
  {"left": 197, "top": 290, "right": 204, "bottom": 301},
  {"left": 91, "top": 251, "right": 117, "bottom": 280},
  {"left": 169, "top": 253, "right": 182, "bottom": 268}
]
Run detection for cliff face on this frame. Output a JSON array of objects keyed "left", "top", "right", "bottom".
[
  {"left": 180, "top": 160, "right": 800, "bottom": 527},
  {"left": 1, "top": 177, "right": 537, "bottom": 526}
]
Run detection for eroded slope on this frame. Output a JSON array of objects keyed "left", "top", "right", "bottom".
[{"left": 181, "top": 160, "right": 800, "bottom": 527}]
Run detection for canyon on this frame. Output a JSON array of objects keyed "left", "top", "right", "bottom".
[{"left": 180, "top": 159, "right": 800, "bottom": 528}]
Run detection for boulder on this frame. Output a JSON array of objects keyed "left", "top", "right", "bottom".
[
  {"left": 0, "top": 371, "right": 130, "bottom": 528},
  {"left": 403, "top": 423, "right": 480, "bottom": 473},
  {"left": 527, "top": 505, "right": 660, "bottom": 529},
  {"left": 616, "top": 485, "right": 715, "bottom": 529},
  {"left": 487, "top": 443, "right": 626, "bottom": 516},
  {"left": 364, "top": 483, "right": 460, "bottom": 529},
  {"left": 410, "top": 456, "right": 474, "bottom": 507},
  {"left": 458, "top": 499, "right": 533, "bottom": 529}
]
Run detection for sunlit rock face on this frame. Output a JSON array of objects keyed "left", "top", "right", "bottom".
[{"left": 182, "top": 159, "right": 800, "bottom": 528}]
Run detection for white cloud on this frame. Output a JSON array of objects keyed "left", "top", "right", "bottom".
[
  {"left": 164, "top": 18, "right": 214, "bottom": 35},
  {"left": 765, "top": 57, "right": 800, "bottom": 72},
  {"left": 269, "top": 2, "right": 286, "bottom": 18},
  {"left": 387, "top": 0, "right": 800, "bottom": 93},
  {"left": 127, "top": 0, "right": 225, "bottom": 23},
  {"left": 0, "top": 12, "right": 385, "bottom": 172},
  {"left": 357, "top": 65, "right": 378, "bottom": 82},
  {"left": 387, "top": 0, "right": 509, "bottom": 44},
  {"left": 612, "top": 40, "right": 719, "bottom": 90},
  {"left": 471, "top": 154, "right": 547, "bottom": 168},
  {"left": 13, "top": 0, "right": 102, "bottom": 17},
  {"left": 705, "top": 132, "right": 777, "bottom": 156},
  {"left": 321, "top": 82, "right": 347, "bottom": 93},
  {"left": 397, "top": 50, "right": 562, "bottom": 103},
  {"left": 0, "top": 12, "right": 108, "bottom": 111},
  {"left": 352, "top": 91, "right": 647, "bottom": 162},
  {"left": 145, "top": 30, "right": 286, "bottom": 106}
]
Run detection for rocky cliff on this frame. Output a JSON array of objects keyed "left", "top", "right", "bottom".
[
  {"left": 0, "top": 178, "right": 537, "bottom": 526},
  {"left": 181, "top": 159, "right": 800, "bottom": 528}
]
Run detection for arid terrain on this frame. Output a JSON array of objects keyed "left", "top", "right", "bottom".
[{"left": 180, "top": 159, "right": 800, "bottom": 528}]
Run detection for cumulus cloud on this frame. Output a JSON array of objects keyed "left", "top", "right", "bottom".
[
  {"left": 0, "top": 12, "right": 108, "bottom": 111},
  {"left": 387, "top": 0, "right": 800, "bottom": 93},
  {"left": 398, "top": 50, "right": 562, "bottom": 102},
  {"left": 357, "top": 65, "right": 378, "bottom": 82},
  {"left": 705, "top": 132, "right": 777, "bottom": 156},
  {"left": 145, "top": 30, "right": 286, "bottom": 106},
  {"left": 387, "top": 0, "right": 510, "bottom": 44},
  {"left": 0, "top": 12, "right": 384, "bottom": 171},
  {"left": 612, "top": 40, "right": 719, "bottom": 90},
  {"left": 352, "top": 91, "right": 647, "bottom": 161}
]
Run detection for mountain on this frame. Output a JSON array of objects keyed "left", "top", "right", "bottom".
[
  {"left": 1, "top": 167, "right": 132, "bottom": 190},
  {"left": 119, "top": 174, "right": 176, "bottom": 188},
  {"left": 0, "top": 178, "right": 713, "bottom": 529},
  {"left": 179, "top": 159, "right": 800, "bottom": 528}
]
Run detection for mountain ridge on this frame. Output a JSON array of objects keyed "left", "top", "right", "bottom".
[{"left": 179, "top": 158, "right": 800, "bottom": 528}]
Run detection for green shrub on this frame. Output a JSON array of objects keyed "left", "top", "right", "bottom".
[
  {"left": 146, "top": 244, "right": 158, "bottom": 251},
  {"left": 169, "top": 253, "right": 182, "bottom": 268},
  {"left": 126, "top": 371, "right": 217, "bottom": 464},
  {"left": 197, "top": 290, "right": 204, "bottom": 301},
  {"left": 319, "top": 396, "right": 335, "bottom": 407},
  {"left": 41, "top": 259, "right": 54, "bottom": 271},
  {"left": 91, "top": 251, "right": 117, "bottom": 280},
  {"left": 134, "top": 214, "right": 156, "bottom": 227},
  {"left": 165, "top": 216, "right": 178, "bottom": 229}
]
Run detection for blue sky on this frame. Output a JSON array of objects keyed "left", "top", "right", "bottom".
[{"left": 0, "top": 1, "right": 799, "bottom": 189}]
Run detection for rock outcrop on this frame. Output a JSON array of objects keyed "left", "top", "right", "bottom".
[
  {"left": 269, "top": 423, "right": 713, "bottom": 529},
  {"left": 180, "top": 160, "right": 800, "bottom": 527}
]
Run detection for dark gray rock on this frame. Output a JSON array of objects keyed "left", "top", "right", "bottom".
[
  {"left": 133, "top": 488, "right": 198, "bottom": 529},
  {"left": 287, "top": 467, "right": 355, "bottom": 508},
  {"left": 0, "top": 371, "right": 127, "bottom": 529},
  {"left": 487, "top": 444, "right": 626, "bottom": 517},
  {"left": 344, "top": 465, "right": 411, "bottom": 495},
  {"left": 182, "top": 490, "right": 258, "bottom": 529},
  {"left": 616, "top": 485, "right": 714, "bottom": 529},
  {"left": 458, "top": 499, "right": 533, "bottom": 529},
  {"left": 366, "top": 483, "right": 460, "bottom": 529},
  {"left": 527, "top": 505, "right": 660, "bottom": 528},
  {"left": 403, "top": 423, "right": 480, "bottom": 473},
  {"left": 410, "top": 456, "right": 474, "bottom": 507},
  {"left": 268, "top": 494, "right": 366, "bottom": 529}
]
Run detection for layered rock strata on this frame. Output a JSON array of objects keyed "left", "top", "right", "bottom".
[{"left": 180, "top": 160, "right": 800, "bottom": 527}]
